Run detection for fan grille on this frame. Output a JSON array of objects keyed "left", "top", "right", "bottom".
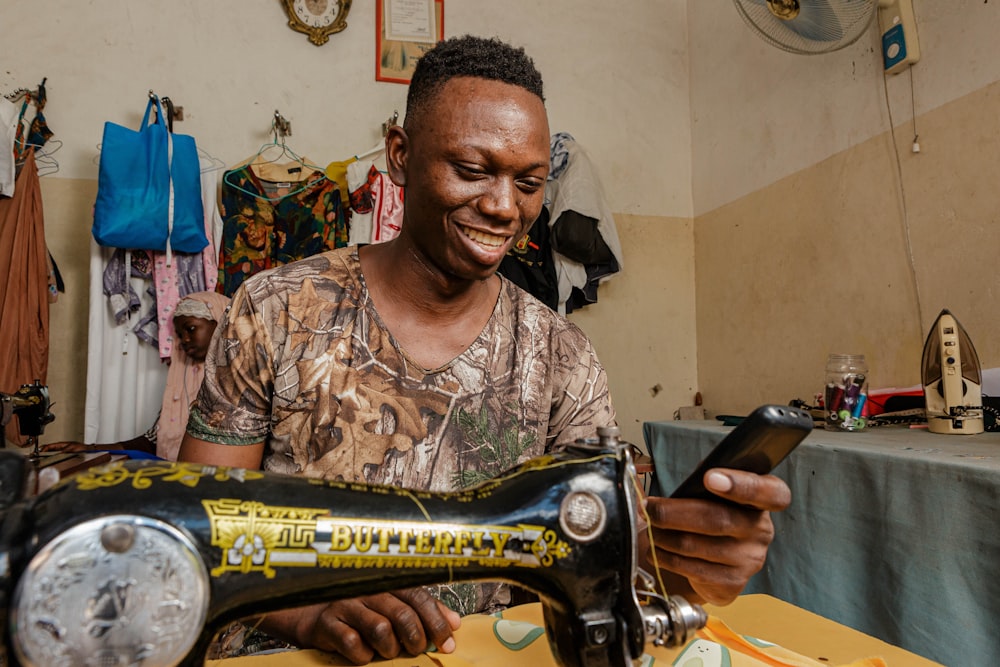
[{"left": 732, "top": 0, "right": 877, "bottom": 55}]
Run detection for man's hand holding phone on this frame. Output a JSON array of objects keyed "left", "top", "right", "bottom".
[{"left": 638, "top": 405, "right": 810, "bottom": 605}]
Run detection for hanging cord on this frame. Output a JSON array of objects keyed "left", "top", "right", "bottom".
[
  {"left": 909, "top": 65, "right": 919, "bottom": 152},
  {"left": 631, "top": 471, "right": 670, "bottom": 601},
  {"left": 877, "top": 52, "right": 924, "bottom": 338},
  {"left": 874, "top": 13, "right": 924, "bottom": 339}
]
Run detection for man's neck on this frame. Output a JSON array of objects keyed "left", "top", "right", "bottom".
[{"left": 359, "top": 242, "right": 500, "bottom": 370}]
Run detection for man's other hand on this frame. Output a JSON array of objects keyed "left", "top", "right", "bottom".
[{"left": 262, "top": 587, "right": 462, "bottom": 665}]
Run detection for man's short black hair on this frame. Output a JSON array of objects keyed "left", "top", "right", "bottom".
[{"left": 404, "top": 35, "right": 545, "bottom": 130}]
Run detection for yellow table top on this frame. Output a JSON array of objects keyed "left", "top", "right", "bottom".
[{"left": 207, "top": 594, "right": 942, "bottom": 666}]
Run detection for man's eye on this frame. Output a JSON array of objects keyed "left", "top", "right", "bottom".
[
  {"left": 517, "top": 179, "right": 543, "bottom": 193},
  {"left": 456, "top": 164, "right": 486, "bottom": 177}
]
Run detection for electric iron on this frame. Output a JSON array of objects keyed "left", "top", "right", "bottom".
[{"left": 921, "top": 309, "right": 984, "bottom": 434}]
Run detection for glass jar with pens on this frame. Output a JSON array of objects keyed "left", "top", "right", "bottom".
[{"left": 824, "top": 354, "right": 869, "bottom": 431}]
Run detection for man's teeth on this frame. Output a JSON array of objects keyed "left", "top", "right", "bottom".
[{"left": 463, "top": 227, "right": 505, "bottom": 247}]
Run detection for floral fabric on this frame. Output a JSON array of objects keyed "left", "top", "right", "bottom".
[{"left": 217, "top": 165, "right": 347, "bottom": 296}]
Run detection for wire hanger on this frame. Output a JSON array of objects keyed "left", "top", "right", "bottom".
[
  {"left": 197, "top": 145, "right": 226, "bottom": 173},
  {"left": 223, "top": 110, "right": 328, "bottom": 202},
  {"left": 23, "top": 138, "right": 62, "bottom": 177}
]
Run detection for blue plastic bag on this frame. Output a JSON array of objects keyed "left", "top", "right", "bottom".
[{"left": 93, "top": 95, "right": 207, "bottom": 255}]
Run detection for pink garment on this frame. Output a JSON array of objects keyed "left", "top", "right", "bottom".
[
  {"left": 152, "top": 166, "right": 222, "bottom": 359},
  {"left": 349, "top": 164, "right": 404, "bottom": 244},
  {"left": 152, "top": 256, "right": 183, "bottom": 359},
  {"left": 156, "top": 291, "right": 229, "bottom": 461},
  {"left": 372, "top": 169, "right": 404, "bottom": 243}
]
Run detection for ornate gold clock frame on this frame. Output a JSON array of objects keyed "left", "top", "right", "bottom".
[{"left": 281, "top": 0, "right": 353, "bottom": 46}]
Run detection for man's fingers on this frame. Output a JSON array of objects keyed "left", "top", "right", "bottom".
[
  {"left": 316, "top": 616, "right": 377, "bottom": 665},
  {"left": 393, "top": 588, "right": 460, "bottom": 653},
  {"left": 311, "top": 599, "right": 398, "bottom": 662},
  {"left": 704, "top": 470, "right": 791, "bottom": 511},
  {"left": 358, "top": 593, "right": 420, "bottom": 657},
  {"left": 645, "top": 496, "right": 769, "bottom": 538},
  {"left": 297, "top": 590, "right": 459, "bottom": 662}
]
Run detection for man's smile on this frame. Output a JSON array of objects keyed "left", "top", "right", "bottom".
[{"left": 459, "top": 225, "right": 507, "bottom": 248}]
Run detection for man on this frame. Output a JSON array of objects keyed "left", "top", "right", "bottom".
[{"left": 180, "top": 35, "right": 790, "bottom": 665}]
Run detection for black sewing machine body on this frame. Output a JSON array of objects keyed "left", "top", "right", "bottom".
[
  {"left": 0, "top": 380, "right": 55, "bottom": 448},
  {"left": 0, "top": 433, "right": 703, "bottom": 667}
]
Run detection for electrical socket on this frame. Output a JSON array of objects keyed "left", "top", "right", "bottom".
[
  {"left": 676, "top": 406, "right": 706, "bottom": 421},
  {"left": 879, "top": 0, "right": 920, "bottom": 75}
]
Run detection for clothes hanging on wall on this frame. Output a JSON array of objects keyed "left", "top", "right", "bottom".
[
  {"left": 151, "top": 159, "right": 223, "bottom": 359},
  {"left": 85, "top": 240, "right": 169, "bottom": 444},
  {"left": 0, "top": 150, "right": 50, "bottom": 446},
  {"left": 99, "top": 156, "right": 220, "bottom": 357},
  {"left": 324, "top": 157, "right": 356, "bottom": 209},
  {"left": 345, "top": 159, "right": 373, "bottom": 245},
  {"left": 85, "top": 153, "right": 221, "bottom": 439},
  {"left": 497, "top": 206, "right": 559, "bottom": 311},
  {"left": 150, "top": 252, "right": 206, "bottom": 350},
  {"left": 347, "top": 160, "right": 403, "bottom": 245},
  {"left": 0, "top": 98, "right": 19, "bottom": 197},
  {"left": 217, "top": 155, "right": 347, "bottom": 296},
  {"left": 102, "top": 248, "right": 158, "bottom": 342},
  {"left": 544, "top": 133, "right": 624, "bottom": 315}
]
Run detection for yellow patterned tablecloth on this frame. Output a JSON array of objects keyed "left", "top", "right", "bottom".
[{"left": 208, "top": 595, "right": 943, "bottom": 667}]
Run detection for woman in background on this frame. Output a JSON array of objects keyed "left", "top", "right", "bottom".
[{"left": 44, "top": 291, "right": 229, "bottom": 460}]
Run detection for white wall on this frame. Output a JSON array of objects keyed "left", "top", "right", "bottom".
[
  {"left": 689, "top": 0, "right": 1000, "bottom": 215},
  {"left": 688, "top": 1, "right": 1000, "bottom": 413},
  {"left": 1, "top": 0, "right": 692, "bottom": 217},
  {"left": 3, "top": 1, "right": 698, "bottom": 447}
]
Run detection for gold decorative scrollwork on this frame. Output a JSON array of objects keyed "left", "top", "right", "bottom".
[{"left": 74, "top": 461, "right": 264, "bottom": 491}]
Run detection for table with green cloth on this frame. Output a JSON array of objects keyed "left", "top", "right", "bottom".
[{"left": 643, "top": 419, "right": 1000, "bottom": 667}]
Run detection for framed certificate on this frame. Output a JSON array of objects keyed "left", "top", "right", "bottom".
[{"left": 376, "top": 0, "right": 444, "bottom": 84}]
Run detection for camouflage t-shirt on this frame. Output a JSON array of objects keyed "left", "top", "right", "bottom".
[{"left": 188, "top": 245, "right": 616, "bottom": 614}]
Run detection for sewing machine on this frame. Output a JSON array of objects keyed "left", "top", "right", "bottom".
[
  {"left": 0, "top": 426, "right": 705, "bottom": 667},
  {"left": 0, "top": 380, "right": 56, "bottom": 456}
]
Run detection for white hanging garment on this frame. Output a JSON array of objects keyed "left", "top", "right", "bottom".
[
  {"left": 0, "top": 98, "right": 19, "bottom": 197},
  {"left": 84, "top": 241, "right": 167, "bottom": 443},
  {"left": 545, "top": 136, "right": 624, "bottom": 315}
]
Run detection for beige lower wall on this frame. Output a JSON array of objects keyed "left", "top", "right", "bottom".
[
  {"left": 36, "top": 185, "right": 697, "bottom": 451},
  {"left": 568, "top": 213, "right": 697, "bottom": 448},
  {"left": 38, "top": 177, "right": 96, "bottom": 444},
  {"left": 695, "top": 80, "right": 1000, "bottom": 415}
]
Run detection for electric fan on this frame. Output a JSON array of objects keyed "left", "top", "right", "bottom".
[{"left": 732, "top": 0, "right": 878, "bottom": 55}]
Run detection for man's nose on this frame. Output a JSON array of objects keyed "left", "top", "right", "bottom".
[{"left": 480, "top": 178, "right": 518, "bottom": 222}]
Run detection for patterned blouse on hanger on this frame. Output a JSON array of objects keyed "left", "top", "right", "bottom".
[{"left": 218, "top": 157, "right": 348, "bottom": 296}]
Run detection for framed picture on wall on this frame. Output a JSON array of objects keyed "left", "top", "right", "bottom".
[{"left": 376, "top": 0, "right": 444, "bottom": 84}]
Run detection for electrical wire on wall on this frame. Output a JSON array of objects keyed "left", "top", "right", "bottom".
[{"left": 875, "top": 15, "right": 925, "bottom": 342}]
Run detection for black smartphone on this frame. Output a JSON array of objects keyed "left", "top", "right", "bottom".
[{"left": 669, "top": 404, "right": 812, "bottom": 500}]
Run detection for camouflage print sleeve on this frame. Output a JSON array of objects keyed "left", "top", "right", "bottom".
[
  {"left": 187, "top": 284, "right": 275, "bottom": 446},
  {"left": 545, "top": 324, "right": 618, "bottom": 452}
]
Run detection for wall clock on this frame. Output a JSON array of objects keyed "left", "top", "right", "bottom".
[{"left": 282, "top": 0, "right": 353, "bottom": 45}]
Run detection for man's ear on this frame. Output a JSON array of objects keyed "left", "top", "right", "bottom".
[{"left": 384, "top": 125, "right": 408, "bottom": 188}]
